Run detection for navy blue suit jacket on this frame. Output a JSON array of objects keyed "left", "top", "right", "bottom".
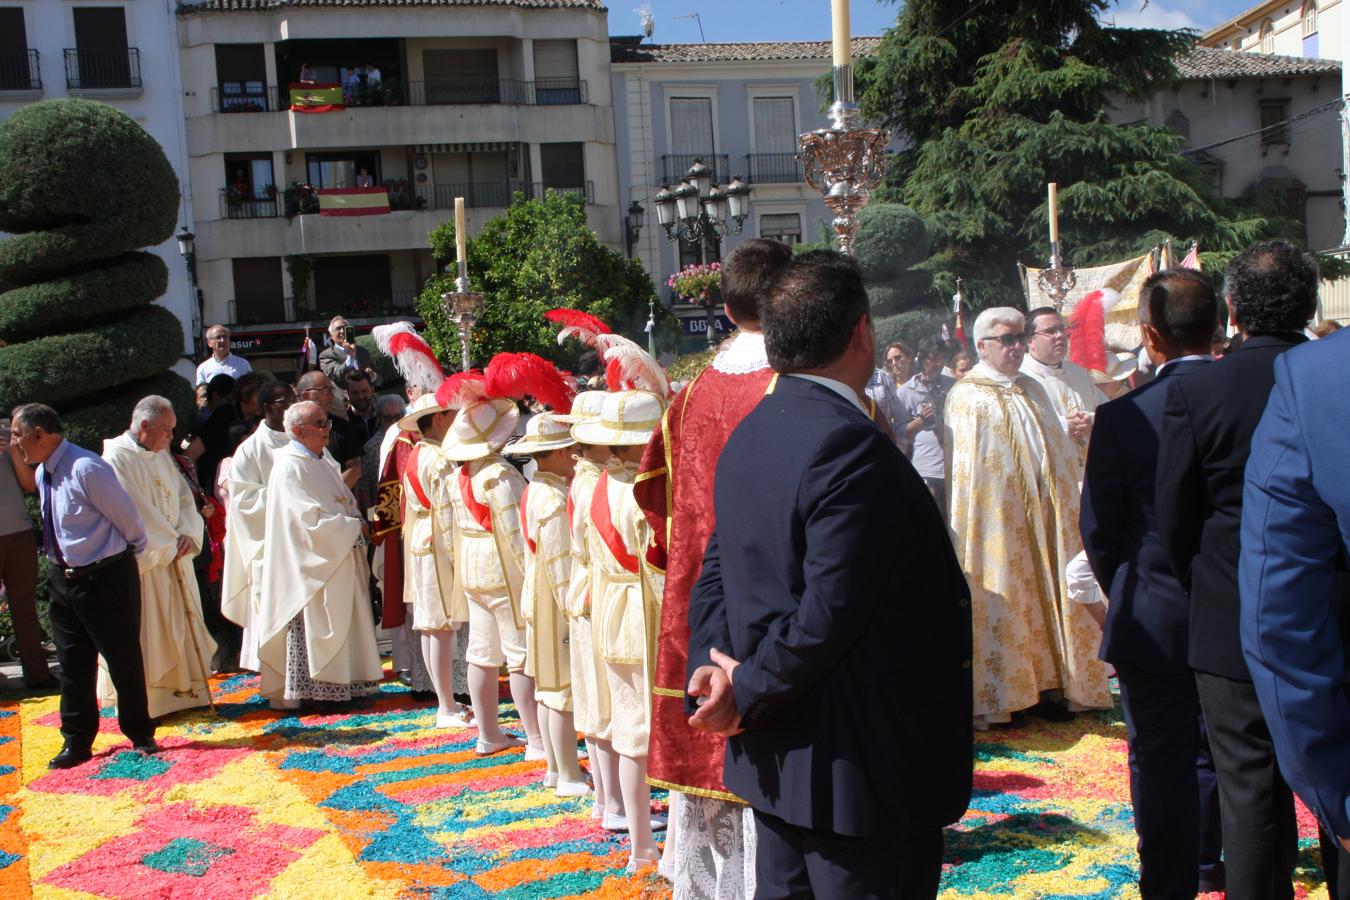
[
  {"left": 1241, "top": 328, "right": 1350, "bottom": 838},
  {"left": 1081, "top": 357, "right": 1211, "bottom": 673},
  {"left": 1156, "top": 333, "right": 1307, "bottom": 679},
  {"left": 687, "top": 375, "right": 973, "bottom": 838}
]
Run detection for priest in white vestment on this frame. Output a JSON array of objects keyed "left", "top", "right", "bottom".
[
  {"left": 221, "top": 381, "right": 295, "bottom": 672},
  {"left": 100, "top": 396, "right": 215, "bottom": 719},
  {"left": 1020, "top": 306, "right": 1106, "bottom": 475},
  {"left": 945, "top": 308, "right": 1111, "bottom": 729},
  {"left": 256, "top": 400, "right": 383, "bottom": 709}
]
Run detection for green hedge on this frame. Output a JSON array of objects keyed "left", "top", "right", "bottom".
[
  {"left": 61, "top": 370, "right": 195, "bottom": 451},
  {"left": 874, "top": 308, "right": 949, "bottom": 355},
  {"left": 0, "top": 252, "right": 167, "bottom": 342},
  {"left": 0, "top": 99, "right": 178, "bottom": 281},
  {"left": 0, "top": 305, "right": 184, "bottom": 409}
]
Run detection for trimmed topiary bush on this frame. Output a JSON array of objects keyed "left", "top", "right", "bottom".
[
  {"left": 0, "top": 99, "right": 190, "bottom": 446},
  {"left": 874, "top": 309, "right": 949, "bottom": 353}
]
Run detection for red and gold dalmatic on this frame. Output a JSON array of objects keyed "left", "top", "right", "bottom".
[
  {"left": 372, "top": 428, "right": 418, "bottom": 627},
  {"left": 634, "top": 351, "right": 775, "bottom": 800}
]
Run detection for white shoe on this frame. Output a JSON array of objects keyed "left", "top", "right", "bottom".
[
  {"left": 543, "top": 772, "right": 559, "bottom": 788},
  {"left": 268, "top": 697, "right": 301, "bottom": 711},
  {"left": 555, "top": 779, "right": 591, "bottom": 798},
  {"left": 475, "top": 735, "right": 525, "bottom": 756},
  {"left": 603, "top": 811, "right": 668, "bottom": 832},
  {"left": 524, "top": 744, "right": 547, "bottom": 762},
  {"left": 625, "top": 851, "right": 661, "bottom": 875},
  {"left": 590, "top": 801, "right": 604, "bottom": 820},
  {"left": 435, "top": 710, "right": 473, "bottom": 728}
]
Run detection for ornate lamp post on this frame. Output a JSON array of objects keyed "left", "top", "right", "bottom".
[
  {"left": 439, "top": 198, "right": 483, "bottom": 371},
  {"left": 796, "top": 0, "right": 889, "bottom": 256},
  {"left": 175, "top": 225, "right": 206, "bottom": 358},
  {"left": 652, "top": 160, "right": 752, "bottom": 348}
]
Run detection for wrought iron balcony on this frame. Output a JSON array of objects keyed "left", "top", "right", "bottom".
[
  {"left": 220, "top": 189, "right": 282, "bottom": 219},
  {"left": 660, "top": 154, "right": 731, "bottom": 185},
  {"left": 228, "top": 296, "right": 294, "bottom": 326},
  {"left": 64, "top": 47, "right": 141, "bottom": 90},
  {"left": 413, "top": 180, "right": 594, "bottom": 210},
  {"left": 0, "top": 49, "right": 40, "bottom": 91},
  {"left": 209, "top": 78, "right": 588, "bottom": 113},
  {"left": 746, "top": 152, "right": 803, "bottom": 184}
]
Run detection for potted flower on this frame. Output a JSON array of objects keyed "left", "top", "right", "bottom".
[{"left": 667, "top": 262, "right": 722, "bottom": 306}]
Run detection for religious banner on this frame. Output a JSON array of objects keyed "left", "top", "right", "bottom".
[
  {"left": 317, "top": 187, "right": 391, "bottom": 217},
  {"left": 1022, "top": 253, "right": 1153, "bottom": 325},
  {"left": 288, "top": 83, "right": 344, "bottom": 112}
]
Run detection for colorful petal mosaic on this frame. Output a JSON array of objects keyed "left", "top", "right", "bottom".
[{"left": 0, "top": 672, "right": 1332, "bottom": 898}]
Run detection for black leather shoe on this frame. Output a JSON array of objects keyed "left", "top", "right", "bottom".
[
  {"left": 49, "top": 745, "right": 92, "bottom": 769},
  {"left": 132, "top": 740, "right": 160, "bottom": 755}
]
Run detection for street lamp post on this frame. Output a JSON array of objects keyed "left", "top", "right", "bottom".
[
  {"left": 175, "top": 225, "right": 205, "bottom": 359},
  {"left": 652, "top": 159, "right": 751, "bottom": 348}
]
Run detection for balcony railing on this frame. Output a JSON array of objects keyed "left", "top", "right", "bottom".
[
  {"left": 0, "top": 50, "right": 40, "bottom": 91},
  {"left": 661, "top": 154, "right": 731, "bottom": 185},
  {"left": 414, "top": 180, "right": 594, "bottom": 210},
  {"left": 208, "top": 77, "right": 587, "bottom": 113},
  {"left": 64, "top": 47, "right": 141, "bottom": 90},
  {"left": 211, "top": 83, "right": 279, "bottom": 113},
  {"left": 746, "top": 152, "right": 802, "bottom": 184},
  {"left": 220, "top": 189, "right": 281, "bottom": 219},
  {"left": 229, "top": 296, "right": 295, "bottom": 325}
]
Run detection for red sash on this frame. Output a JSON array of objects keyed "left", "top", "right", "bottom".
[
  {"left": 458, "top": 464, "right": 493, "bottom": 532},
  {"left": 404, "top": 444, "right": 432, "bottom": 510},
  {"left": 589, "top": 472, "right": 638, "bottom": 574},
  {"left": 519, "top": 485, "right": 535, "bottom": 554}
]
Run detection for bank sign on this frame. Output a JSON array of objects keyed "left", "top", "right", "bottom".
[{"left": 677, "top": 313, "right": 734, "bottom": 336}]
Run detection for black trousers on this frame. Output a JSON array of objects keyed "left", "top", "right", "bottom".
[
  {"left": 753, "top": 810, "right": 943, "bottom": 900},
  {"left": 1194, "top": 670, "right": 1298, "bottom": 900},
  {"left": 1116, "top": 665, "right": 1223, "bottom": 898},
  {"left": 46, "top": 551, "right": 154, "bottom": 749}
]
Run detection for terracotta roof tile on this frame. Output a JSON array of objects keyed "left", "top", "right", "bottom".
[
  {"left": 179, "top": 0, "right": 604, "bottom": 13},
  {"left": 1175, "top": 46, "right": 1340, "bottom": 79},
  {"left": 611, "top": 36, "right": 883, "bottom": 64}
]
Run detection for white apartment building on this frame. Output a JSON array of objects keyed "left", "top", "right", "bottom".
[
  {"left": 0, "top": 0, "right": 198, "bottom": 361},
  {"left": 176, "top": 0, "right": 619, "bottom": 371},
  {"left": 1204, "top": 0, "right": 1342, "bottom": 60}
]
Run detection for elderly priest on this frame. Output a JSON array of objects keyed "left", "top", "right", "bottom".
[
  {"left": 100, "top": 396, "right": 215, "bottom": 720},
  {"left": 256, "top": 400, "right": 383, "bottom": 709}
]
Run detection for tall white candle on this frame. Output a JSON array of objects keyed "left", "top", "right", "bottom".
[
  {"left": 454, "top": 197, "right": 467, "bottom": 266},
  {"left": 832, "top": 0, "right": 851, "bottom": 69},
  {"left": 1047, "top": 182, "right": 1059, "bottom": 246}
]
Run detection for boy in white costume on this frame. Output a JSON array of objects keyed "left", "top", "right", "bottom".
[{"left": 505, "top": 413, "right": 590, "bottom": 796}]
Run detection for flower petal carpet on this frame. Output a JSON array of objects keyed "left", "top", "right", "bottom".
[{"left": 0, "top": 672, "right": 1330, "bottom": 898}]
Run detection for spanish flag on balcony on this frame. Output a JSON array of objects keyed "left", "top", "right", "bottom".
[
  {"left": 318, "top": 186, "right": 391, "bottom": 217},
  {"left": 289, "top": 82, "right": 344, "bottom": 112}
]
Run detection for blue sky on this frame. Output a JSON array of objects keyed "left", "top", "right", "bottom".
[{"left": 611, "top": 2, "right": 1262, "bottom": 43}]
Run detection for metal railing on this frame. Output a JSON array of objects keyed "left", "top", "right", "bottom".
[
  {"left": 208, "top": 77, "right": 587, "bottom": 113},
  {"left": 64, "top": 47, "right": 141, "bottom": 90},
  {"left": 406, "top": 77, "right": 587, "bottom": 107},
  {"left": 211, "top": 83, "right": 279, "bottom": 113},
  {"left": 220, "top": 189, "right": 282, "bottom": 219},
  {"left": 661, "top": 154, "right": 731, "bottom": 185},
  {"left": 745, "top": 152, "right": 802, "bottom": 184},
  {"left": 229, "top": 296, "right": 295, "bottom": 325},
  {"left": 414, "top": 180, "right": 594, "bottom": 210},
  {"left": 0, "top": 50, "right": 40, "bottom": 91}
]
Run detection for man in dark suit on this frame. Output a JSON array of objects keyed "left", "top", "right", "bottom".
[
  {"left": 1241, "top": 326, "right": 1350, "bottom": 898},
  {"left": 685, "top": 251, "right": 973, "bottom": 899},
  {"left": 1081, "top": 268, "right": 1223, "bottom": 897},
  {"left": 1156, "top": 240, "right": 1319, "bottom": 900}
]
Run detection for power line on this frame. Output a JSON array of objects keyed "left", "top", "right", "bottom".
[{"left": 1181, "top": 96, "right": 1343, "bottom": 157}]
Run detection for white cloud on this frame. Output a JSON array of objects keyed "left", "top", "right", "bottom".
[{"left": 1105, "top": 0, "right": 1203, "bottom": 31}]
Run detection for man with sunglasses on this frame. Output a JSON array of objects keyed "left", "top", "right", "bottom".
[
  {"left": 1020, "top": 308, "right": 1104, "bottom": 474},
  {"left": 946, "top": 308, "right": 1112, "bottom": 730}
]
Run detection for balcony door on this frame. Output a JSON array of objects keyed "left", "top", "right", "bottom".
[
  {"left": 751, "top": 96, "right": 798, "bottom": 183},
  {"left": 423, "top": 49, "right": 499, "bottom": 104},
  {"left": 0, "top": 9, "right": 31, "bottom": 90},
  {"left": 216, "top": 44, "right": 268, "bottom": 111},
  {"left": 72, "top": 7, "right": 131, "bottom": 88},
  {"left": 533, "top": 40, "right": 580, "bottom": 104},
  {"left": 668, "top": 96, "right": 716, "bottom": 180},
  {"left": 313, "top": 255, "right": 393, "bottom": 318},
  {"left": 232, "top": 257, "right": 286, "bottom": 325}
]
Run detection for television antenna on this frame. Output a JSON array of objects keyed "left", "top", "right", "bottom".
[
  {"left": 635, "top": 6, "right": 655, "bottom": 40},
  {"left": 674, "top": 12, "right": 706, "bottom": 42}
]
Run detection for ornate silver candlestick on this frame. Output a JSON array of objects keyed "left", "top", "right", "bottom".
[
  {"left": 797, "top": 65, "right": 890, "bottom": 256},
  {"left": 440, "top": 260, "right": 483, "bottom": 372},
  {"left": 1036, "top": 242, "right": 1077, "bottom": 314}
]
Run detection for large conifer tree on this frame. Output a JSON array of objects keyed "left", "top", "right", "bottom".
[{"left": 857, "top": 0, "right": 1286, "bottom": 308}]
